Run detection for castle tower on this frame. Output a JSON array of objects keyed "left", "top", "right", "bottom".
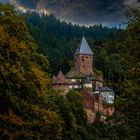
[{"left": 74, "top": 36, "right": 93, "bottom": 76}]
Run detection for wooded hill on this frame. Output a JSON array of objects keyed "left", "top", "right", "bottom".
[
  {"left": 24, "top": 12, "right": 125, "bottom": 92},
  {"left": 0, "top": 3, "right": 140, "bottom": 140}
]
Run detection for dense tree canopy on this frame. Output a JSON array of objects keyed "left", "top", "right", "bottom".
[
  {"left": 0, "top": 2, "right": 140, "bottom": 140},
  {"left": 24, "top": 12, "right": 123, "bottom": 74},
  {"left": 0, "top": 4, "right": 95, "bottom": 140},
  {"left": 0, "top": 4, "right": 63, "bottom": 139},
  {"left": 116, "top": 8, "right": 140, "bottom": 140}
]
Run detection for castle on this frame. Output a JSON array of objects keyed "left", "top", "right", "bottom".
[{"left": 52, "top": 36, "right": 114, "bottom": 123}]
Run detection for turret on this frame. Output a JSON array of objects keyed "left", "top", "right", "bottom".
[{"left": 74, "top": 36, "right": 93, "bottom": 76}]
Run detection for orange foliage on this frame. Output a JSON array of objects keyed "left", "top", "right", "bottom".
[{"left": 0, "top": 110, "right": 26, "bottom": 126}]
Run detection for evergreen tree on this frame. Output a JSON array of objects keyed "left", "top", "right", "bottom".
[{"left": 117, "top": 8, "right": 140, "bottom": 140}]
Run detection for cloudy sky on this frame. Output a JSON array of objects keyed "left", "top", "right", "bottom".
[{"left": 0, "top": 0, "right": 139, "bottom": 27}]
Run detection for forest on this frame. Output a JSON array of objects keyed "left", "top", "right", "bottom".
[{"left": 0, "top": 3, "right": 140, "bottom": 140}]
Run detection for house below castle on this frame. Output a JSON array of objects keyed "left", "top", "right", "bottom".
[{"left": 52, "top": 36, "right": 115, "bottom": 123}]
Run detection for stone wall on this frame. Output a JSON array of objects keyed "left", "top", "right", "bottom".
[
  {"left": 85, "top": 108, "right": 96, "bottom": 124},
  {"left": 74, "top": 54, "right": 93, "bottom": 76}
]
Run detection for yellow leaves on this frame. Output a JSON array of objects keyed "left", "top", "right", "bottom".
[
  {"left": 0, "top": 111, "right": 33, "bottom": 139},
  {"left": 130, "top": 67, "right": 135, "bottom": 74},
  {"left": 0, "top": 3, "right": 63, "bottom": 139},
  {"left": 19, "top": 41, "right": 26, "bottom": 49},
  {"left": 30, "top": 107, "right": 63, "bottom": 139},
  {"left": 0, "top": 110, "right": 26, "bottom": 126},
  {"left": 9, "top": 37, "right": 28, "bottom": 54},
  {"left": 0, "top": 26, "right": 9, "bottom": 46},
  {"left": 32, "top": 106, "right": 62, "bottom": 124},
  {"left": 0, "top": 26, "right": 26, "bottom": 54},
  {"left": 33, "top": 53, "right": 49, "bottom": 69},
  {"left": 9, "top": 37, "right": 18, "bottom": 48},
  {"left": 30, "top": 63, "right": 51, "bottom": 95},
  {"left": 130, "top": 66, "right": 140, "bottom": 74},
  {"left": 0, "top": 3, "right": 15, "bottom": 17},
  {"left": 31, "top": 64, "right": 47, "bottom": 82}
]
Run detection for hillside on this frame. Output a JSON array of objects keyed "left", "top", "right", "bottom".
[
  {"left": 24, "top": 12, "right": 123, "bottom": 75},
  {"left": 0, "top": 3, "right": 140, "bottom": 140}
]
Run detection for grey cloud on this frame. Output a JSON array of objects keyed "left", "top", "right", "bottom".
[
  {"left": 123, "top": 0, "right": 138, "bottom": 6},
  {"left": 0, "top": 0, "right": 139, "bottom": 26}
]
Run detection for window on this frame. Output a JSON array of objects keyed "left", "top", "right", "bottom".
[
  {"left": 81, "top": 56, "right": 85, "bottom": 61},
  {"left": 109, "top": 92, "right": 114, "bottom": 96}
]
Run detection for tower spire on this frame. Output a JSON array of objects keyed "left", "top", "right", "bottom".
[
  {"left": 74, "top": 35, "right": 93, "bottom": 56},
  {"left": 74, "top": 36, "right": 93, "bottom": 76}
]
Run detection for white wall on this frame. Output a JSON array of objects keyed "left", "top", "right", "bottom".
[{"left": 101, "top": 91, "right": 114, "bottom": 104}]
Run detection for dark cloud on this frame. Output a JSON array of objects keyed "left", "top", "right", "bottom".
[{"left": 0, "top": 0, "right": 139, "bottom": 27}]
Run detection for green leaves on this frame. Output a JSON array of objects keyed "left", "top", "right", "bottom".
[
  {"left": 0, "top": 3, "right": 63, "bottom": 140},
  {"left": 114, "top": 8, "right": 140, "bottom": 140}
]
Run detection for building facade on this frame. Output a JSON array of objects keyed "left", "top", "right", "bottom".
[
  {"left": 52, "top": 36, "right": 114, "bottom": 123},
  {"left": 52, "top": 36, "right": 102, "bottom": 91},
  {"left": 74, "top": 36, "right": 93, "bottom": 76}
]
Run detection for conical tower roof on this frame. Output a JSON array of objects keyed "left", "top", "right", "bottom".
[{"left": 74, "top": 36, "right": 93, "bottom": 56}]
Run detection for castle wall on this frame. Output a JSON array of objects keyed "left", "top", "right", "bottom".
[
  {"left": 74, "top": 54, "right": 93, "bottom": 76},
  {"left": 85, "top": 108, "right": 96, "bottom": 124}
]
